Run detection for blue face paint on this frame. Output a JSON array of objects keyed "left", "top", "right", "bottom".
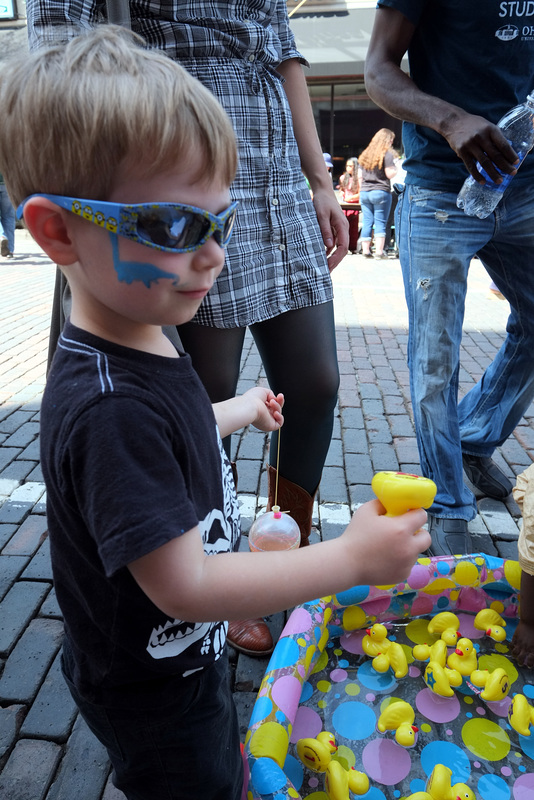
[{"left": 109, "top": 232, "right": 178, "bottom": 288}]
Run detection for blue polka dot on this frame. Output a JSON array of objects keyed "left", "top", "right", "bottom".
[
  {"left": 299, "top": 681, "right": 313, "bottom": 703},
  {"left": 339, "top": 659, "right": 349, "bottom": 668},
  {"left": 477, "top": 774, "right": 510, "bottom": 800},
  {"left": 358, "top": 786, "right": 387, "bottom": 800},
  {"left": 335, "top": 585, "right": 371, "bottom": 606},
  {"left": 269, "top": 638, "right": 301, "bottom": 671},
  {"left": 251, "top": 757, "right": 288, "bottom": 794},
  {"left": 519, "top": 730, "right": 534, "bottom": 759},
  {"left": 357, "top": 660, "right": 398, "bottom": 692},
  {"left": 409, "top": 778, "right": 426, "bottom": 794},
  {"left": 524, "top": 684, "right": 534, "bottom": 700},
  {"left": 282, "top": 753, "right": 303, "bottom": 792},
  {"left": 332, "top": 701, "right": 376, "bottom": 740},
  {"left": 437, "top": 561, "right": 452, "bottom": 575},
  {"left": 249, "top": 696, "right": 273, "bottom": 726},
  {"left": 420, "top": 741, "right": 471, "bottom": 784},
  {"left": 437, "top": 596, "right": 451, "bottom": 608}
]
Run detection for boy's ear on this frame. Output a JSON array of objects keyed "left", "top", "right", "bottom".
[{"left": 21, "top": 197, "right": 79, "bottom": 266}]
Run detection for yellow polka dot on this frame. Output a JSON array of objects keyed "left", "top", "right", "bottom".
[
  {"left": 406, "top": 617, "right": 436, "bottom": 645},
  {"left": 335, "top": 745, "right": 356, "bottom": 770},
  {"left": 504, "top": 560, "right": 522, "bottom": 590},
  {"left": 317, "top": 680, "right": 332, "bottom": 694},
  {"left": 421, "top": 723, "right": 432, "bottom": 733},
  {"left": 464, "top": 696, "right": 474, "bottom": 705},
  {"left": 311, "top": 649, "right": 328, "bottom": 675},
  {"left": 345, "top": 683, "right": 360, "bottom": 696},
  {"left": 249, "top": 722, "right": 288, "bottom": 767},
  {"left": 477, "top": 653, "right": 518, "bottom": 684},
  {"left": 306, "top": 793, "right": 328, "bottom": 800},
  {"left": 462, "top": 718, "right": 510, "bottom": 761},
  {"left": 423, "top": 577, "right": 456, "bottom": 595},
  {"left": 454, "top": 561, "right": 479, "bottom": 586},
  {"left": 297, "top": 637, "right": 307, "bottom": 647},
  {"left": 342, "top": 605, "right": 367, "bottom": 631},
  {"left": 288, "top": 790, "right": 300, "bottom": 798},
  {"left": 489, "top": 600, "right": 505, "bottom": 615},
  {"left": 318, "top": 699, "right": 327, "bottom": 709},
  {"left": 333, "top": 648, "right": 343, "bottom": 656}
]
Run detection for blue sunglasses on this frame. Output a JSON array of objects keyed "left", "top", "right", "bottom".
[{"left": 17, "top": 194, "right": 238, "bottom": 253}]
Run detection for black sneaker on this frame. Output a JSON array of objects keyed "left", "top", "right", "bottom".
[
  {"left": 428, "top": 516, "right": 473, "bottom": 557},
  {"left": 462, "top": 454, "right": 512, "bottom": 500},
  {"left": 0, "top": 238, "right": 9, "bottom": 257}
]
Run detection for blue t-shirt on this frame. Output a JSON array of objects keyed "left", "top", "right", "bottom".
[{"left": 377, "top": 0, "right": 534, "bottom": 189}]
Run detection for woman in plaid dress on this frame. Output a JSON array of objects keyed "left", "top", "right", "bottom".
[{"left": 28, "top": 0, "right": 349, "bottom": 655}]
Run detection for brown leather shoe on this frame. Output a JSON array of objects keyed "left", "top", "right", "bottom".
[{"left": 227, "top": 618, "right": 274, "bottom": 657}]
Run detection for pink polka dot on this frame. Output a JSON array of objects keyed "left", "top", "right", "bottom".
[
  {"left": 409, "top": 666, "right": 422, "bottom": 678},
  {"left": 501, "top": 766, "right": 512, "bottom": 777},
  {"left": 366, "top": 693, "right": 376, "bottom": 702},
  {"left": 476, "top": 706, "right": 486, "bottom": 716},
  {"left": 415, "top": 688, "right": 461, "bottom": 723},
  {"left": 513, "top": 772, "right": 534, "bottom": 798},
  {"left": 362, "top": 738, "right": 412, "bottom": 785},
  {"left": 330, "top": 668, "right": 348, "bottom": 682}
]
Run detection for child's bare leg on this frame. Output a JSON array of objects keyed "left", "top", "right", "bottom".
[{"left": 511, "top": 570, "right": 534, "bottom": 668}]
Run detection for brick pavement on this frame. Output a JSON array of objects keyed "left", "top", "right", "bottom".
[{"left": 0, "top": 229, "right": 528, "bottom": 799}]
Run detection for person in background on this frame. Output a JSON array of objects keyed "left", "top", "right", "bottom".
[
  {"left": 0, "top": 171, "right": 15, "bottom": 258},
  {"left": 27, "top": 0, "right": 349, "bottom": 658},
  {"left": 357, "top": 129, "right": 397, "bottom": 259},
  {"left": 323, "top": 152, "right": 335, "bottom": 184},
  {"left": 365, "top": 1, "right": 534, "bottom": 556},
  {"left": 338, "top": 157, "right": 360, "bottom": 254}
]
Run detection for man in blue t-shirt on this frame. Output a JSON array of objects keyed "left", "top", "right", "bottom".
[{"left": 365, "top": 1, "right": 534, "bottom": 555}]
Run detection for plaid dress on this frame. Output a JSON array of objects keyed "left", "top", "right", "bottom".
[{"left": 28, "top": 0, "right": 333, "bottom": 328}]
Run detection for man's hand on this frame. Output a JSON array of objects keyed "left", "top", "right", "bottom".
[{"left": 441, "top": 111, "right": 519, "bottom": 184}]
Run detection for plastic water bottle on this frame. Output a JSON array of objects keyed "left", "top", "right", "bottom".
[{"left": 456, "top": 93, "right": 534, "bottom": 218}]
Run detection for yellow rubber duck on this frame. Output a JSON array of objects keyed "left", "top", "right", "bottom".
[
  {"left": 447, "top": 638, "right": 478, "bottom": 676},
  {"left": 473, "top": 609, "right": 507, "bottom": 642},
  {"left": 469, "top": 667, "right": 510, "bottom": 701},
  {"left": 412, "top": 639, "right": 448, "bottom": 667},
  {"left": 508, "top": 693, "right": 534, "bottom": 736},
  {"left": 427, "top": 612, "right": 460, "bottom": 647},
  {"left": 324, "top": 760, "right": 370, "bottom": 799},
  {"left": 406, "top": 764, "right": 475, "bottom": 800},
  {"left": 362, "top": 623, "right": 391, "bottom": 657},
  {"left": 296, "top": 731, "right": 337, "bottom": 772},
  {"left": 372, "top": 641, "right": 409, "bottom": 679},
  {"left": 424, "top": 660, "right": 462, "bottom": 697},
  {"left": 377, "top": 700, "right": 418, "bottom": 747}
]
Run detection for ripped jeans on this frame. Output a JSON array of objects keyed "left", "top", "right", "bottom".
[{"left": 396, "top": 182, "right": 534, "bottom": 519}]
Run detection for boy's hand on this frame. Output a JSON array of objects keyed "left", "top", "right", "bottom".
[
  {"left": 341, "top": 499, "right": 430, "bottom": 587},
  {"left": 245, "top": 387, "right": 284, "bottom": 432},
  {"left": 511, "top": 621, "right": 534, "bottom": 669}
]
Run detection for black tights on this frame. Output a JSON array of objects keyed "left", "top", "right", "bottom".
[{"left": 178, "top": 302, "right": 339, "bottom": 494}]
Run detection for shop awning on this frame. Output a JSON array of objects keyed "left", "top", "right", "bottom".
[{"left": 289, "top": 4, "right": 378, "bottom": 78}]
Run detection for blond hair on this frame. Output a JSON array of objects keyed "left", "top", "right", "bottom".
[
  {"left": 0, "top": 25, "right": 237, "bottom": 206},
  {"left": 358, "top": 128, "right": 395, "bottom": 172}
]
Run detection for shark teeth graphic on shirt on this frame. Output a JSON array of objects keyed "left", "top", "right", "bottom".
[{"left": 146, "top": 618, "right": 227, "bottom": 661}]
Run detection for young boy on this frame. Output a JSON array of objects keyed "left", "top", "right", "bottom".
[{"left": 0, "top": 27, "right": 431, "bottom": 800}]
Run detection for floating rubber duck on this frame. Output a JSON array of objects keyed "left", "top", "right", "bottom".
[
  {"left": 296, "top": 731, "right": 337, "bottom": 772},
  {"left": 372, "top": 641, "right": 409, "bottom": 679},
  {"left": 508, "top": 693, "right": 534, "bottom": 736},
  {"left": 427, "top": 612, "right": 460, "bottom": 647},
  {"left": 412, "top": 639, "right": 448, "bottom": 667},
  {"left": 447, "top": 637, "right": 478, "bottom": 676},
  {"left": 362, "top": 624, "right": 408, "bottom": 677},
  {"left": 324, "top": 760, "right": 370, "bottom": 799},
  {"left": 296, "top": 733, "right": 369, "bottom": 799},
  {"left": 377, "top": 700, "right": 418, "bottom": 747},
  {"left": 469, "top": 667, "right": 510, "bottom": 701},
  {"left": 362, "top": 623, "right": 391, "bottom": 657},
  {"left": 405, "top": 764, "right": 475, "bottom": 800},
  {"left": 424, "top": 660, "right": 462, "bottom": 697},
  {"left": 473, "top": 608, "right": 507, "bottom": 642}
]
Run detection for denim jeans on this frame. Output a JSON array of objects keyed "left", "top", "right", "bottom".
[
  {"left": 61, "top": 642, "right": 243, "bottom": 800},
  {"left": 360, "top": 189, "right": 393, "bottom": 241},
  {"left": 396, "top": 182, "right": 534, "bottom": 519},
  {"left": 0, "top": 184, "right": 16, "bottom": 253}
]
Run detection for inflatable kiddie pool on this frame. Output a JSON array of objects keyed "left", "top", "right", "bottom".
[{"left": 244, "top": 554, "right": 534, "bottom": 800}]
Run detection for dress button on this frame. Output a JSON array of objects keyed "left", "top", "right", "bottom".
[
  {"left": 279, "top": 244, "right": 286, "bottom": 252},
  {"left": 272, "top": 198, "right": 279, "bottom": 206},
  {"left": 248, "top": 54, "right": 255, "bottom": 62}
]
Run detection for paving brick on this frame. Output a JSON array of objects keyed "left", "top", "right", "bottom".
[
  {"left": 0, "top": 580, "right": 50, "bottom": 654},
  {"left": 0, "top": 524, "right": 18, "bottom": 549},
  {"left": 3, "top": 514, "right": 47, "bottom": 556},
  {"left": 0, "top": 739, "right": 61, "bottom": 800},
  {"left": 45, "top": 715, "right": 109, "bottom": 800},
  {"left": 0, "top": 618, "right": 63, "bottom": 702},
  {"left": 0, "top": 500, "right": 32, "bottom": 525},
  {"left": 21, "top": 538, "right": 53, "bottom": 581},
  {"left": 0, "top": 555, "right": 30, "bottom": 603},
  {"left": 0, "top": 704, "right": 25, "bottom": 760},
  {"left": 21, "top": 652, "right": 77, "bottom": 740}
]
